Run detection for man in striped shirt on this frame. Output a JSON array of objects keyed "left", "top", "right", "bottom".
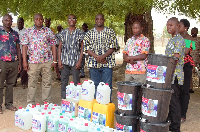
[
  {"left": 84, "top": 13, "right": 120, "bottom": 100},
  {"left": 58, "top": 14, "right": 84, "bottom": 99}
]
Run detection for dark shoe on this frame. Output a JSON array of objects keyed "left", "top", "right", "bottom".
[
  {"left": 22, "top": 84, "right": 27, "bottom": 89},
  {"left": 56, "top": 78, "right": 61, "bottom": 81},
  {"left": 6, "top": 105, "right": 18, "bottom": 111},
  {"left": 80, "top": 75, "right": 85, "bottom": 78},
  {"left": 189, "top": 89, "right": 194, "bottom": 93},
  {"left": 0, "top": 106, "right": 3, "bottom": 114}
]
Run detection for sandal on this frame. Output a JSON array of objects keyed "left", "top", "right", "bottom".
[
  {"left": 6, "top": 105, "right": 18, "bottom": 111},
  {"left": 0, "top": 107, "right": 3, "bottom": 114}
]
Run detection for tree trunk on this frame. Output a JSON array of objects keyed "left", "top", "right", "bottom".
[{"left": 124, "top": 9, "right": 155, "bottom": 53}]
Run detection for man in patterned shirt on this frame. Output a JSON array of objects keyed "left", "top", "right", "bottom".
[
  {"left": 123, "top": 21, "right": 150, "bottom": 83},
  {"left": 21, "top": 13, "right": 57, "bottom": 104},
  {"left": 58, "top": 14, "right": 84, "bottom": 99},
  {"left": 84, "top": 13, "right": 119, "bottom": 99},
  {"left": 165, "top": 17, "right": 185, "bottom": 132},
  {"left": 0, "top": 14, "right": 21, "bottom": 113}
]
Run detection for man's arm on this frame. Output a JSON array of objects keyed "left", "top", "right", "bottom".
[
  {"left": 75, "top": 41, "right": 84, "bottom": 69},
  {"left": 58, "top": 41, "right": 63, "bottom": 69},
  {"left": 51, "top": 45, "right": 57, "bottom": 69},
  {"left": 16, "top": 43, "right": 22, "bottom": 72},
  {"left": 22, "top": 45, "right": 28, "bottom": 71}
]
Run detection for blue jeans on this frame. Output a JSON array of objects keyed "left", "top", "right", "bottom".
[{"left": 89, "top": 67, "right": 113, "bottom": 101}]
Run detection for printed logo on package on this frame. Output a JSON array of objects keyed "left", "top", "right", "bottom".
[
  {"left": 48, "top": 120, "right": 55, "bottom": 131},
  {"left": 117, "top": 91, "right": 132, "bottom": 110},
  {"left": 81, "top": 88, "right": 88, "bottom": 96},
  {"left": 66, "top": 87, "right": 72, "bottom": 98},
  {"left": 72, "top": 89, "right": 79, "bottom": 99},
  {"left": 68, "top": 127, "right": 76, "bottom": 132},
  {"left": 142, "top": 96, "right": 158, "bottom": 117},
  {"left": 92, "top": 112, "right": 106, "bottom": 126},
  {"left": 116, "top": 122, "right": 132, "bottom": 132},
  {"left": 96, "top": 92, "right": 103, "bottom": 101},
  {"left": 65, "top": 101, "right": 75, "bottom": 112},
  {"left": 78, "top": 106, "right": 91, "bottom": 121},
  {"left": 146, "top": 64, "right": 167, "bottom": 83},
  {"left": 58, "top": 123, "right": 67, "bottom": 132},
  {"left": 140, "top": 128, "right": 146, "bottom": 132}
]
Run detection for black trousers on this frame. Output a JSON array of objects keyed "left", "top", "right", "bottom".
[
  {"left": 168, "top": 77, "right": 181, "bottom": 132},
  {"left": 180, "top": 63, "right": 193, "bottom": 119},
  {"left": 61, "top": 65, "right": 80, "bottom": 99}
]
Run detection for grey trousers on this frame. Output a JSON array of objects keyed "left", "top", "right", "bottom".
[{"left": 61, "top": 65, "right": 80, "bottom": 99}]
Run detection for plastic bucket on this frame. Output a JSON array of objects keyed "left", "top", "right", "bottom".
[
  {"left": 146, "top": 53, "right": 178, "bottom": 89},
  {"left": 141, "top": 86, "right": 172, "bottom": 123},
  {"left": 115, "top": 110, "right": 139, "bottom": 132},
  {"left": 140, "top": 120, "right": 171, "bottom": 132},
  {"left": 116, "top": 81, "right": 142, "bottom": 116}
]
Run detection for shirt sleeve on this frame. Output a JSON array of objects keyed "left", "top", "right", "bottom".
[
  {"left": 48, "top": 29, "right": 56, "bottom": 46},
  {"left": 192, "top": 41, "right": 196, "bottom": 50},
  {"left": 141, "top": 37, "right": 150, "bottom": 54},
  {"left": 83, "top": 31, "right": 93, "bottom": 51},
  {"left": 108, "top": 29, "right": 120, "bottom": 51},
  {"left": 122, "top": 38, "right": 130, "bottom": 55},
  {"left": 174, "top": 38, "right": 185, "bottom": 54},
  {"left": 20, "top": 30, "right": 29, "bottom": 46}
]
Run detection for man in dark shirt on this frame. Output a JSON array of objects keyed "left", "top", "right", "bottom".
[{"left": 0, "top": 14, "right": 22, "bottom": 114}]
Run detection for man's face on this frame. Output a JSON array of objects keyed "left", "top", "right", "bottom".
[
  {"left": 166, "top": 20, "right": 178, "bottom": 34},
  {"left": 95, "top": 15, "right": 104, "bottom": 27},
  {"left": 34, "top": 14, "right": 44, "bottom": 28},
  {"left": 178, "top": 22, "right": 185, "bottom": 34},
  {"left": 82, "top": 25, "right": 88, "bottom": 32},
  {"left": 17, "top": 19, "right": 24, "bottom": 29},
  {"left": 132, "top": 22, "right": 142, "bottom": 36},
  {"left": 57, "top": 26, "right": 62, "bottom": 32},
  {"left": 191, "top": 28, "right": 198, "bottom": 37},
  {"left": 67, "top": 15, "right": 77, "bottom": 27},
  {"left": 45, "top": 19, "right": 51, "bottom": 27},
  {"left": 2, "top": 15, "right": 12, "bottom": 28}
]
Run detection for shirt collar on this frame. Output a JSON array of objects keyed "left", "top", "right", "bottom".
[
  {"left": 132, "top": 34, "right": 144, "bottom": 40},
  {"left": 0, "top": 26, "right": 14, "bottom": 33},
  {"left": 33, "top": 25, "right": 45, "bottom": 31},
  {"left": 94, "top": 27, "right": 106, "bottom": 33}
]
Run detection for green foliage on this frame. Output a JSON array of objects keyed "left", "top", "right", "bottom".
[{"left": 1, "top": 0, "right": 200, "bottom": 34}]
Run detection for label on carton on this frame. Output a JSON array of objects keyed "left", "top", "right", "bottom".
[
  {"left": 73, "top": 89, "right": 79, "bottom": 99},
  {"left": 116, "top": 122, "right": 132, "bottom": 132},
  {"left": 146, "top": 64, "right": 167, "bottom": 83},
  {"left": 92, "top": 112, "right": 106, "bottom": 126},
  {"left": 117, "top": 91, "right": 132, "bottom": 110},
  {"left": 18, "top": 118, "right": 24, "bottom": 127},
  {"left": 142, "top": 96, "right": 158, "bottom": 117},
  {"left": 66, "top": 87, "right": 72, "bottom": 98},
  {"left": 78, "top": 106, "right": 91, "bottom": 121}
]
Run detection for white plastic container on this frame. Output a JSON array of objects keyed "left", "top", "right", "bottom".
[
  {"left": 15, "top": 106, "right": 23, "bottom": 127},
  {"left": 58, "top": 116, "right": 68, "bottom": 132},
  {"left": 81, "top": 80, "right": 95, "bottom": 101},
  {"left": 32, "top": 112, "right": 46, "bottom": 132},
  {"left": 73, "top": 83, "right": 81, "bottom": 101},
  {"left": 47, "top": 113, "right": 59, "bottom": 132},
  {"left": 35, "top": 103, "right": 41, "bottom": 112},
  {"left": 66, "top": 81, "right": 75, "bottom": 99},
  {"left": 76, "top": 122, "right": 89, "bottom": 132},
  {"left": 21, "top": 109, "right": 32, "bottom": 130},
  {"left": 67, "top": 118, "right": 76, "bottom": 132},
  {"left": 96, "top": 82, "right": 111, "bottom": 105}
]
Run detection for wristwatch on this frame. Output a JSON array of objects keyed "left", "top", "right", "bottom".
[{"left": 53, "top": 61, "right": 58, "bottom": 63}]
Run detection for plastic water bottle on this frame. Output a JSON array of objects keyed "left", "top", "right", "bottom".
[
  {"left": 76, "top": 122, "right": 88, "bottom": 132},
  {"left": 15, "top": 106, "right": 23, "bottom": 126},
  {"left": 96, "top": 82, "right": 111, "bottom": 105},
  {"left": 81, "top": 80, "right": 95, "bottom": 101},
  {"left": 66, "top": 81, "right": 74, "bottom": 99},
  {"left": 21, "top": 109, "right": 32, "bottom": 130},
  {"left": 32, "top": 112, "right": 46, "bottom": 132},
  {"left": 73, "top": 83, "right": 81, "bottom": 101},
  {"left": 47, "top": 113, "right": 59, "bottom": 132},
  {"left": 36, "top": 103, "right": 41, "bottom": 112},
  {"left": 67, "top": 118, "right": 76, "bottom": 132},
  {"left": 58, "top": 116, "right": 68, "bottom": 132}
]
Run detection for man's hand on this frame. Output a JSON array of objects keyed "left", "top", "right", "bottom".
[
  {"left": 18, "top": 64, "right": 22, "bottom": 73},
  {"left": 51, "top": 62, "right": 57, "bottom": 71},
  {"left": 95, "top": 55, "right": 107, "bottom": 64},
  {"left": 23, "top": 61, "right": 29, "bottom": 71},
  {"left": 75, "top": 60, "right": 82, "bottom": 70},
  {"left": 124, "top": 55, "right": 131, "bottom": 63},
  {"left": 58, "top": 60, "right": 63, "bottom": 69}
]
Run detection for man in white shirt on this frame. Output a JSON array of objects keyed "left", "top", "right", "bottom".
[{"left": 13, "top": 17, "right": 28, "bottom": 89}]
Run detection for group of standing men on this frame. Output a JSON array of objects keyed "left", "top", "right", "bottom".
[{"left": 0, "top": 13, "right": 119, "bottom": 114}]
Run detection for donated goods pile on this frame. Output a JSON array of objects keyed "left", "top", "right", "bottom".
[{"left": 14, "top": 80, "right": 118, "bottom": 132}]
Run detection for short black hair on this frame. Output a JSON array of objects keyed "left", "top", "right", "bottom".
[
  {"left": 17, "top": 17, "right": 24, "bottom": 22},
  {"left": 168, "top": 17, "right": 179, "bottom": 24},
  {"left": 132, "top": 20, "right": 143, "bottom": 27},
  {"left": 192, "top": 27, "right": 198, "bottom": 32},
  {"left": 180, "top": 19, "right": 190, "bottom": 30},
  {"left": 82, "top": 23, "right": 88, "bottom": 28}
]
